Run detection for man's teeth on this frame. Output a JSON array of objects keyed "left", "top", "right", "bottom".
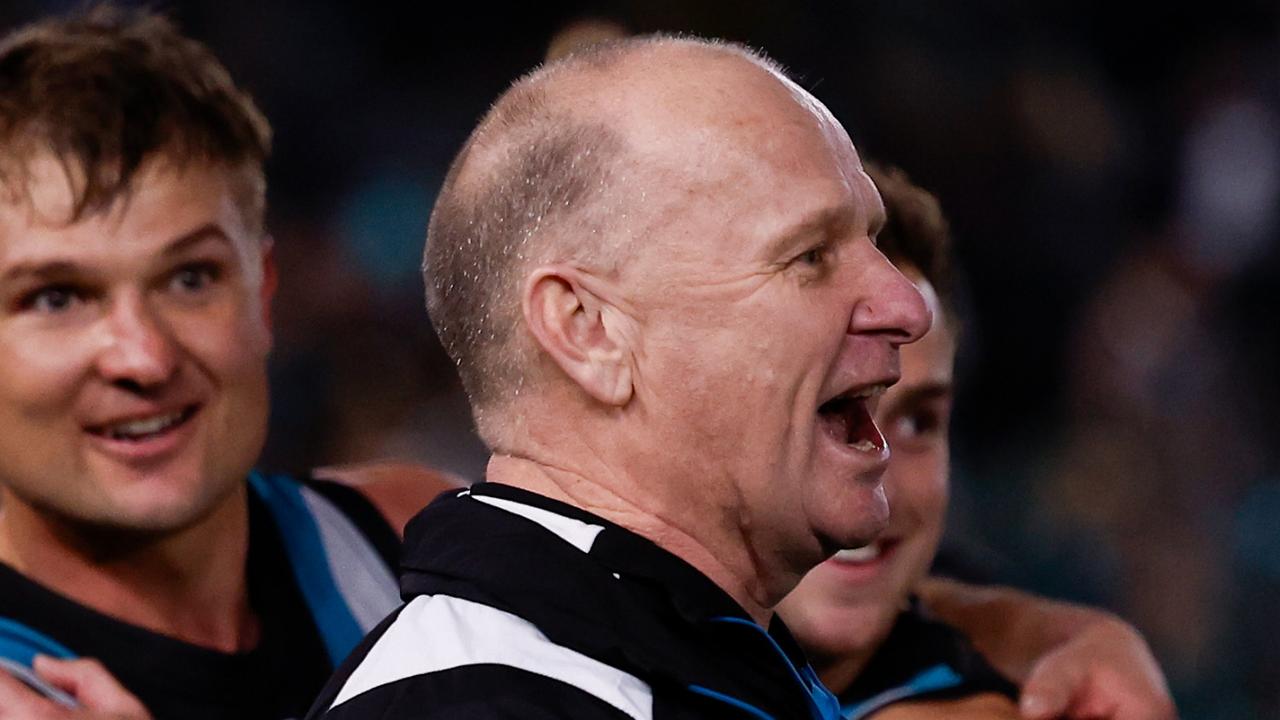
[
  {"left": 852, "top": 384, "right": 887, "bottom": 399},
  {"left": 834, "top": 543, "right": 883, "bottom": 563},
  {"left": 850, "top": 439, "right": 877, "bottom": 453},
  {"left": 107, "top": 411, "right": 185, "bottom": 439}
]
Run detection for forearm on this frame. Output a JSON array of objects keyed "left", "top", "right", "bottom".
[
  {"left": 917, "top": 577, "right": 1175, "bottom": 720},
  {"left": 917, "top": 576, "right": 1120, "bottom": 682}
]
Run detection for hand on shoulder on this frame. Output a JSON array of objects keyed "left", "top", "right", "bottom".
[
  {"left": 918, "top": 577, "right": 1176, "bottom": 720},
  {"left": 1018, "top": 614, "right": 1177, "bottom": 720}
]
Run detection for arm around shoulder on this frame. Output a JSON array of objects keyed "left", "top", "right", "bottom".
[
  {"left": 313, "top": 461, "right": 466, "bottom": 537},
  {"left": 917, "top": 577, "right": 1176, "bottom": 720}
]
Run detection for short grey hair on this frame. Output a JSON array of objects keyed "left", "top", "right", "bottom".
[{"left": 423, "top": 34, "right": 787, "bottom": 445}]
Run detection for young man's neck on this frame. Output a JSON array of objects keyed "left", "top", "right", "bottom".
[
  {"left": 487, "top": 453, "right": 776, "bottom": 626},
  {"left": 815, "top": 650, "right": 876, "bottom": 699},
  {"left": 0, "top": 485, "right": 257, "bottom": 653}
]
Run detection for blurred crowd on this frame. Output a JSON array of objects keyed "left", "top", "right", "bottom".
[{"left": 2, "top": 1, "right": 1276, "bottom": 717}]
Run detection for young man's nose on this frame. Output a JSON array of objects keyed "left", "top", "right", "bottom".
[{"left": 95, "top": 297, "right": 179, "bottom": 389}]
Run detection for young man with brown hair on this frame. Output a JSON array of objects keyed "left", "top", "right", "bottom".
[
  {"left": 0, "top": 8, "right": 450, "bottom": 719},
  {"left": 779, "top": 165, "right": 1171, "bottom": 720}
]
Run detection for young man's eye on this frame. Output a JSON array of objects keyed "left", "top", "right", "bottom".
[
  {"left": 20, "top": 285, "right": 84, "bottom": 314},
  {"left": 169, "top": 263, "right": 221, "bottom": 293},
  {"left": 904, "top": 411, "right": 940, "bottom": 437},
  {"left": 890, "top": 409, "right": 946, "bottom": 445}
]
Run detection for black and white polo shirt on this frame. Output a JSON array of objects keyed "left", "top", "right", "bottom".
[{"left": 307, "top": 482, "right": 842, "bottom": 720}]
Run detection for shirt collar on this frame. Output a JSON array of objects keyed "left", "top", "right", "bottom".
[{"left": 465, "top": 482, "right": 756, "bottom": 625}]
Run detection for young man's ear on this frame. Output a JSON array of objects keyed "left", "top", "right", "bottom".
[{"left": 523, "top": 265, "right": 633, "bottom": 406}]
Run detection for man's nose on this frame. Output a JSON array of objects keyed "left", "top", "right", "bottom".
[
  {"left": 849, "top": 249, "right": 932, "bottom": 345},
  {"left": 95, "top": 295, "right": 179, "bottom": 390}
]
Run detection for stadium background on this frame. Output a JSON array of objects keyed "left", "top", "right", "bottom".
[{"left": 4, "top": 1, "right": 1277, "bottom": 717}]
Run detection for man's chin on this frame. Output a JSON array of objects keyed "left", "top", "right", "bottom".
[
  {"left": 49, "top": 481, "right": 241, "bottom": 545},
  {"left": 67, "top": 499, "right": 207, "bottom": 537},
  {"left": 803, "top": 601, "right": 898, "bottom": 660},
  {"left": 814, "top": 494, "right": 890, "bottom": 557}
]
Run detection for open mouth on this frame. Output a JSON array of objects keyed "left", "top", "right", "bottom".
[
  {"left": 817, "top": 386, "right": 886, "bottom": 453},
  {"left": 87, "top": 405, "right": 199, "bottom": 442}
]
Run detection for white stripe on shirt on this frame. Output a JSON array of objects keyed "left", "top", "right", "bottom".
[{"left": 329, "top": 594, "right": 653, "bottom": 719}]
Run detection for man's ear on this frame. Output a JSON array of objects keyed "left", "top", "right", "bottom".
[{"left": 523, "top": 265, "right": 634, "bottom": 407}]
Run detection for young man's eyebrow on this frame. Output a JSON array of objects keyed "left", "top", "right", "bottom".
[
  {"left": 161, "top": 223, "right": 232, "bottom": 256},
  {"left": 0, "top": 224, "right": 233, "bottom": 285},
  {"left": 0, "top": 260, "right": 84, "bottom": 284},
  {"left": 891, "top": 382, "right": 954, "bottom": 407}
]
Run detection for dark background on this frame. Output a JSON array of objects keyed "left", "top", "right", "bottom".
[{"left": 4, "top": 1, "right": 1277, "bottom": 717}]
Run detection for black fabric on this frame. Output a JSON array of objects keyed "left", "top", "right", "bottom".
[
  {"left": 310, "top": 482, "right": 836, "bottom": 720},
  {"left": 839, "top": 598, "right": 1018, "bottom": 714},
  {"left": 0, "top": 475, "right": 397, "bottom": 720}
]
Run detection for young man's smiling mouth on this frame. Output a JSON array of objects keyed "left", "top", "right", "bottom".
[{"left": 85, "top": 404, "right": 200, "bottom": 443}]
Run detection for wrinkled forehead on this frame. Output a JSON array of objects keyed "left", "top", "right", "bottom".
[
  {"left": 651, "top": 66, "right": 877, "bottom": 233},
  {"left": 539, "top": 45, "right": 880, "bottom": 273},
  {"left": 768, "top": 67, "right": 866, "bottom": 174},
  {"left": 664, "top": 59, "right": 869, "bottom": 202}
]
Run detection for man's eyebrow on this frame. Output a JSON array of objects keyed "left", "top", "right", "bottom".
[
  {"left": 0, "top": 259, "right": 83, "bottom": 285},
  {"left": 889, "top": 381, "right": 954, "bottom": 408},
  {"left": 0, "top": 223, "right": 232, "bottom": 285},
  {"left": 763, "top": 205, "right": 855, "bottom": 258},
  {"left": 161, "top": 223, "right": 232, "bottom": 256}
]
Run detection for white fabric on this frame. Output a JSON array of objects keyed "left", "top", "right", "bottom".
[
  {"left": 470, "top": 494, "right": 605, "bottom": 553},
  {"left": 299, "top": 485, "right": 401, "bottom": 632},
  {"left": 330, "top": 594, "right": 653, "bottom": 719}
]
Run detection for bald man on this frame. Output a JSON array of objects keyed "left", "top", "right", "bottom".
[{"left": 308, "top": 35, "right": 925, "bottom": 720}]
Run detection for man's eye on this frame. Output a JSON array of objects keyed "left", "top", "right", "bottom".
[
  {"left": 892, "top": 410, "right": 943, "bottom": 441},
  {"left": 22, "top": 286, "right": 83, "bottom": 314},
  {"left": 796, "top": 245, "right": 829, "bottom": 266},
  {"left": 169, "top": 263, "right": 220, "bottom": 293}
]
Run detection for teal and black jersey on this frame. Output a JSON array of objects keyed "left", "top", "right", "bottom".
[
  {"left": 0, "top": 472, "right": 401, "bottom": 720},
  {"left": 837, "top": 598, "right": 1017, "bottom": 719}
]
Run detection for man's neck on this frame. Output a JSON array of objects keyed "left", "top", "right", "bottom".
[
  {"left": 814, "top": 650, "right": 876, "bottom": 698},
  {"left": 487, "top": 453, "right": 776, "bottom": 626},
  {"left": 0, "top": 485, "right": 257, "bottom": 653}
]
